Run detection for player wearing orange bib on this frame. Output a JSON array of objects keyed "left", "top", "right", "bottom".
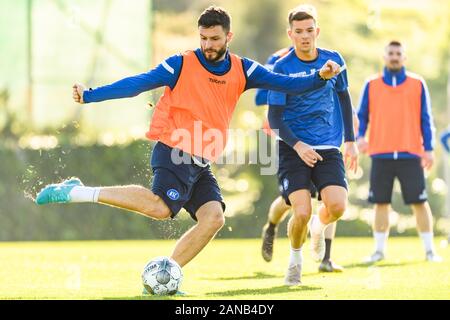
[{"left": 35, "top": 6, "right": 340, "bottom": 277}]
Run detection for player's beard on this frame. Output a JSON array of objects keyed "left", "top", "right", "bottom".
[
  {"left": 202, "top": 43, "right": 228, "bottom": 62},
  {"left": 387, "top": 61, "right": 402, "bottom": 72}
]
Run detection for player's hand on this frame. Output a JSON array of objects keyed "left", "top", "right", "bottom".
[
  {"left": 293, "top": 141, "right": 323, "bottom": 168},
  {"left": 421, "top": 151, "right": 434, "bottom": 170},
  {"left": 72, "top": 83, "right": 86, "bottom": 104},
  {"left": 344, "top": 141, "right": 359, "bottom": 174},
  {"left": 319, "top": 60, "right": 340, "bottom": 80},
  {"left": 356, "top": 136, "right": 369, "bottom": 154}
]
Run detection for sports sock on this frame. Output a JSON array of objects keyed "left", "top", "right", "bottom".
[
  {"left": 419, "top": 232, "right": 434, "bottom": 253},
  {"left": 311, "top": 214, "right": 327, "bottom": 235},
  {"left": 374, "top": 231, "right": 388, "bottom": 253},
  {"left": 322, "top": 239, "right": 332, "bottom": 262},
  {"left": 267, "top": 222, "right": 277, "bottom": 234},
  {"left": 69, "top": 186, "right": 100, "bottom": 203},
  {"left": 289, "top": 246, "right": 302, "bottom": 266}
]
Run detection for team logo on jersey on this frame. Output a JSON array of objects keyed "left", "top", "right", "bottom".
[
  {"left": 209, "top": 77, "right": 226, "bottom": 85},
  {"left": 167, "top": 189, "right": 180, "bottom": 201},
  {"left": 283, "top": 178, "right": 289, "bottom": 191}
]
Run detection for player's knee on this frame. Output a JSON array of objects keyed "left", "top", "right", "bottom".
[
  {"left": 327, "top": 201, "right": 346, "bottom": 218},
  {"left": 291, "top": 204, "right": 311, "bottom": 223},
  {"left": 140, "top": 195, "right": 171, "bottom": 220},
  {"left": 209, "top": 210, "right": 225, "bottom": 231},
  {"left": 199, "top": 209, "right": 225, "bottom": 231}
]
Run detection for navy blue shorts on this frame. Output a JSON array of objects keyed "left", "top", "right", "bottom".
[
  {"left": 278, "top": 181, "right": 318, "bottom": 204},
  {"left": 150, "top": 142, "right": 225, "bottom": 220},
  {"left": 277, "top": 141, "right": 347, "bottom": 205},
  {"left": 369, "top": 157, "right": 427, "bottom": 204}
]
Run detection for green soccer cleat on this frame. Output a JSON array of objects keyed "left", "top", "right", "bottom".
[{"left": 35, "top": 177, "right": 83, "bottom": 205}]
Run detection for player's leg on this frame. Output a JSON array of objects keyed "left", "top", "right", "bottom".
[
  {"left": 171, "top": 201, "right": 225, "bottom": 267},
  {"left": 276, "top": 141, "right": 312, "bottom": 285},
  {"left": 411, "top": 202, "right": 441, "bottom": 261},
  {"left": 309, "top": 149, "right": 348, "bottom": 262},
  {"left": 172, "top": 166, "right": 227, "bottom": 267},
  {"left": 285, "top": 189, "right": 312, "bottom": 285},
  {"left": 36, "top": 178, "right": 172, "bottom": 220},
  {"left": 261, "top": 196, "right": 290, "bottom": 262},
  {"left": 319, "top": 221, "right": 344, "bottom": 272},
  {"left": 364, "top": 158, "right": 395, "bottom": 263},
  {"left": 397, "top": 158, "right": 442, "bottom": 262},
  {"left": 310, "top": 186, "right": 347, "bottom": 261}
]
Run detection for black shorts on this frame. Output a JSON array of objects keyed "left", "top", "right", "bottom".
[
  {"left": 277, "top": 141, "right": 347, "bottom": 206},
  {"left": 369, "top": 157, "right": 427, "bottom": 205},
  {"left": 150, "top": 142, "right": 225, "bottom": 220}
]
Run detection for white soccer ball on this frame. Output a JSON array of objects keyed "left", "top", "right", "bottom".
[{"left": 142, "top": 256, "right": 183, "bottom": 295}]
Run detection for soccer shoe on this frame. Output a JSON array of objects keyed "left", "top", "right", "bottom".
[
  {"left": 426, "top": 251, "right": 443, "bottom": 262},
  {"left": 309, "top": 215, "right": 326, "bottom": 262},
  {"left": 284, "top": 264, "right": 302, "bottom": 286},
  {"left": 261, "top": 223, "right": 277, "bottom": 262},
  {"left": 35, "top": 177, "right": 83, "bottom": 205},
  {"left": 318, "top": 260, "right": 344, "bottom": 273},
  {"left": 363, "top": 251, "right": 385, "bottom": 264}
]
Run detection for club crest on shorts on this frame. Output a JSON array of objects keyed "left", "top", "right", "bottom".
[
  {"left": 167, "top": 189, "right": 180, "bottom": 201},
  {"left": 283, "top": 178, "right": 289, "bottom": 191}
]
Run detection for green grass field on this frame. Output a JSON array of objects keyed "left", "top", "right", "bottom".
[{"left": 1, "top": 238, "right": 449, "bottom": 300}]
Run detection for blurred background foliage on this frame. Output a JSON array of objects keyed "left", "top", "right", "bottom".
[{"left": 0, "top": 0, "right": 449, "bottom": 240}]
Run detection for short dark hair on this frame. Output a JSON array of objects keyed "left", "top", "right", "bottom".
[
  {"left": 387, "top": 40, "right": 402, "bottom": 47},
  {"left": 198, "top": 6, "right": 231, "bottom": 33},
  {"left": 288, "top": 5, "right": 318, "bottom": 26}
]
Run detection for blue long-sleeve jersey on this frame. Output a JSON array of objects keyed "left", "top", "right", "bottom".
[
  {"left": 267, "top": 48, "right": 352, "bottom": 148},
  {"left": 84, "top": 48, "right": 326, "bottom": 103}
]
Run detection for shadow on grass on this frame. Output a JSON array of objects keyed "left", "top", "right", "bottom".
[
  {"left": 206, "top": 285, "right": 321, "bottom": 297},
  {"left": 201, "top": 271, "right": 278, "bottom": 281},
  {"left": 343, "top": 260, "right": 424, "bottom": 269}
]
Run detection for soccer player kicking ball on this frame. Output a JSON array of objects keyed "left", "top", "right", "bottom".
[
  {"left": 35, "top": 6, "right": 340, "bottom": 288},
  {"left": 267, "top": 5, "right": 358, "bottom": 285},
  {"left": 256, "top": 43, "right": 353, "bottom": 273}
]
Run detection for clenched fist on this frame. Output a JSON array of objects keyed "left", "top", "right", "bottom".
[
  {"left": 318, "top": 60, "right": 341, "bottom": 80},
  {"left": 72, "top": 83, "right": 86, "bottom": 104}
]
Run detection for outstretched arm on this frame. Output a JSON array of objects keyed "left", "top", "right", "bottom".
[
  {"left": 245, "top": 58, "right": 340, "bottom": 95},
  {"left": 72, "top": 55, "right": 182, "bottom": 104}
]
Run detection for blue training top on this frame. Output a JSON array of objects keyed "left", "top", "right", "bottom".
[{"left": 268, "top": 48, "right": 348, "bottom": 148}]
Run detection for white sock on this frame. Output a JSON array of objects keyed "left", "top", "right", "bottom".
[
  {"left": 69, "top": 186, "right": 100, "bottom": 203},
  {"left": 420, "top": 232, "right": 434, "bottom": 253},
  {"left": 311, "top": 214, "right": 327, "bottom": 235},
  {"left": 374, "top": 231, "right": 388, "bottom": 253},
  {"left": 289, "top": 247, "right": 303, "bottom": 266}
]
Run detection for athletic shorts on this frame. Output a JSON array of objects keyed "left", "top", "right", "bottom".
[
  {"left": 278, "top": 181, "right": 318, "bottom": 204},
  {"left": 369, "top": 157, "right": 427, "bottom": 204},
  {"left": 277, "top": 141, "right": 347, "bottom": 206},
  {"left": 150, "top": 142, "right": 225, "bottom": 220}
]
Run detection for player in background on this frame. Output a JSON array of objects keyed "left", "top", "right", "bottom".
[
  {"left": 439, "top": 126, "right": 450, "bottom": 243},
  {"left": 267, "top": 5, "right": 358, "bottom": 285},
  {"left": 357, "top": 41, "right": 442, "bottom": 263},
  {"left": 256, "top": 47, "right": 345, "bottom": 272}
]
